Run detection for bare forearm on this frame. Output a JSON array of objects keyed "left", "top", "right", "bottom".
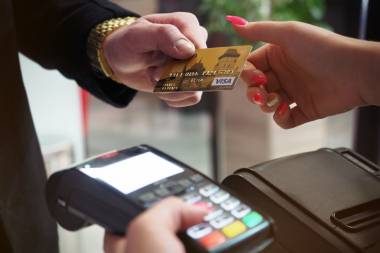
[{"left": 358, "top": 40, "right": 380, "bottom": 106}]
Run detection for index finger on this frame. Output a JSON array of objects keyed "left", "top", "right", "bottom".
[
  {"left": 149, "top": 197, "right": 207, "bottom": 231},
  {"left": 232, "top": 21, "right": 289, "bottom": 46}
]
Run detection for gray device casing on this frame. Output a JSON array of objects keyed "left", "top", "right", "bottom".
[{"left": 222, "top": 148, "right": 380, "bottom": 253}]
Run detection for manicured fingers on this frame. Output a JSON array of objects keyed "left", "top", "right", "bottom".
[
  {"left": 242, "top": 61, "right": 281, "bottom": 94},
  {"left": 241, "top": 61, "right": 257, "bottom": 86},
  {"left": 263, "top": 71, "right": 282, "bottom": 93},
  {"left": 274, "top": 104, "right": 310, "bottom": 129},
  {"left": 262, "top": 72, "right": 293, "bottom": 104},
  {"left": 247, "top": 86, "right": 268, "bottom": 106},
  {"left": 261, "top": 93, "right": 282, "bottom": 113},
  {"left": 251, "top": 71, "right": 268, "bottom": 87},
  {"left": 226, "top": 17, "right": 289, "bottom": 46},
  {"left": 241, "top": 62, "right": 267, "bottom": 87},
  {"left": 244, "top": 64, "right": 283, "bottom": 113},
  {"left": 247, "top": 85, "right": 283, "bottom": 114},
  {"left": 225, "top": 16, "right": 248, "bottom": 26}
]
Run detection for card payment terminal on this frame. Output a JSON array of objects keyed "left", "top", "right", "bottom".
[{"left": 46, "top": 145, "right": 273, "bottom": 253}]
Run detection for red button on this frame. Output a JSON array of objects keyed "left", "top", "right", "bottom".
[
  {"left": 194, "top": 201, "right": 213, "bottom": 212},
  {"left": 199, "top": 231, "right": 226, "bottom": 249},
  {"left": 99, "top": 151, "right": 119, "bottom": 159}
]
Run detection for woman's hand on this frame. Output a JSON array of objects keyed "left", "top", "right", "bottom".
[{"left": 227, "top": 17, "right": 380, "bottom": 128}]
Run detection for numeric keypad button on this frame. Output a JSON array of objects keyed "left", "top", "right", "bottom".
[
  {"left": 187, "top": 223, "right": 213, "bottom": 239},
  {"left": 199, "top": 184, "right": 219, "bottom": 197},
  {"left": 231, "top": 204, "right": 251, "bottom": 219},
  {"left": 181, "top": 192, "right": 202, "bottom": 204},
  {"left": 210, "top": 190, "right": 230, "bottom": 204},
  {"left": 221, "top": 197, "right": 240, "bottom": 211},
  {"left": 204, "top": 208, "right": 224, "bottom": 222},
  {"left": 210, "top": 214, "right": 234, "bottom": 229}
]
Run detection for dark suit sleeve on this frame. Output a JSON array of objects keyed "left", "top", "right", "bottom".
[{"left": 13, "top": 0, "right": 139, "bottom": 107}]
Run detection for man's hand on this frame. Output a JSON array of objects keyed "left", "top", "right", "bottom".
[
  {"left": 103, "top": 12, "right": 208, "bottom": 107},
  {"left": 103, "top": 197, "right": 207, "bottom": 253}
]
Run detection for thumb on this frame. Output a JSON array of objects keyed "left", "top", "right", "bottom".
[
  {"left": 103, "top": 232, "right": 127, "bottom": 253},
  {"left": 134, "top": 22, "right": 196, "bottom": 60},
  {"left": 153, "top": 197, "right": 207, "bottom": 231},
  {"left": 233, "top": 21, "right": 291, "bottom": 46},
  {"left": 177, "top": 202, "right": 209, "bottom": 230}
]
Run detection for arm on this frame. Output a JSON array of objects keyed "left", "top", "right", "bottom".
[
  {"left": 14, "top": 0, "right": 138, "bottom": 107},
  {"left": 227, "top": 17, "right": 380, "bottom": 128},
  {"left": 14, "top": 1, "right": 208, "bottom": 108},
  {"left": 351, "top": 39, "right": 380, "bottom": 106}
]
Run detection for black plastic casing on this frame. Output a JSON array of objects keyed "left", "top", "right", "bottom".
[
  {"left": 46, "top": 168, "right": 144, "bottom": 234},
  {"left": 46, "top": 145, "right": 273, "bottom": 253}
]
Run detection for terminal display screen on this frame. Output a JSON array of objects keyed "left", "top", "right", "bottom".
[{"left": 80, "top": 152, "right": 184, "bottom": 194}]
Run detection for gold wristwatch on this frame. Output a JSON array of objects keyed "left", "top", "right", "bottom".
[{"left": 87, "top": 17, "right": 137, "bottom": 83}]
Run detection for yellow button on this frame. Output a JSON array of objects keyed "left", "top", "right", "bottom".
[{"left": 222, "top": 221, "right": 246, "bottom": 238}]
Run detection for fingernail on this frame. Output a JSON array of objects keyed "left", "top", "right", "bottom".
[
  {"left": 251, "top": 74, "right": 267, "bottom": 86},
  {"left": 175, "top": 39, "right": 195, "bottom": 54},
  {"left": 266, "top": 96, "right": 279, "bottom": 107},
  {"left": 251, "top": 92, "right": 264, "bottom": 105},
  {"left": 226, "top": 15, "right": 248, "bottom": 26},
  {"left": 278, "top": 102, "right": 288, "bottom": 116}
]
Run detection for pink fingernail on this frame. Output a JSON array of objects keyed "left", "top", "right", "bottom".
[
  {"left": 251, "top": 74, "right": 267, "bottom": 86},
  {"left": 278, "top": 103, "right": 288, "bottom": 116},
  {"left": 251, "top": 92, "right": 264, "bottom": 105},
  {"left": 226, "top": 15, "right": 248, "bottom": 26}
]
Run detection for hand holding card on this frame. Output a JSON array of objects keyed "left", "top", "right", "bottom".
[{"left": 155, "top": 46, "right": 252, "bottom": 93}]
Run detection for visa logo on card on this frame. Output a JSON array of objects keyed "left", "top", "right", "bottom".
[
  {"left": 154, "top": 46, "right": 252, "bottom": 92},
  {"left": 212, "top": 77, "right": 236, "bottom": 86}
]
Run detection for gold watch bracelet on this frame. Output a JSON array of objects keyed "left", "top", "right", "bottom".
[{"left": 87, "top": 17, "right": 138, "bottom": 83}]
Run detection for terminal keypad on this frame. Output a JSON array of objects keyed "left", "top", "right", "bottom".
[
  {"left": 184, "top": 175, "right": 266, "bottom": 251},
  {"left": 137, "top": 174, "right": 266, "bottom": 251}
]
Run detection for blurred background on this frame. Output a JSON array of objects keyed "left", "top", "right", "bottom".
[{"left": 20, "top": 0, "right": 380, "bottom": 252}]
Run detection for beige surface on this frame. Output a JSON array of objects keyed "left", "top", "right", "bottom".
[
  {"left": 220, "top": 79, "right": 271, "bottom": 177},
  {"left": 220, "top": 80, "right": 354, "bottom": 178}
]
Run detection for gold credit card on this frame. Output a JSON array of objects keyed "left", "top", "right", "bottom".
[{"left": 154, "top": 45, "right": 253, "bottom": 92}]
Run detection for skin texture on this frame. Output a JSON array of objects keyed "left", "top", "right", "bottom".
[
  {"left": 229, "top": 20, "right": 380, "bottom": 129},
  {"left": 104, "top": 12, "right": 208, "bottom": 108},
  {"left": 103, "top": 198, "right": 207, "bottom": 253}
]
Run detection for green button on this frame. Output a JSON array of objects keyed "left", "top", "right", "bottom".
[{"left": 242, "top": 212, "right": 263, "bottom": 228}]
